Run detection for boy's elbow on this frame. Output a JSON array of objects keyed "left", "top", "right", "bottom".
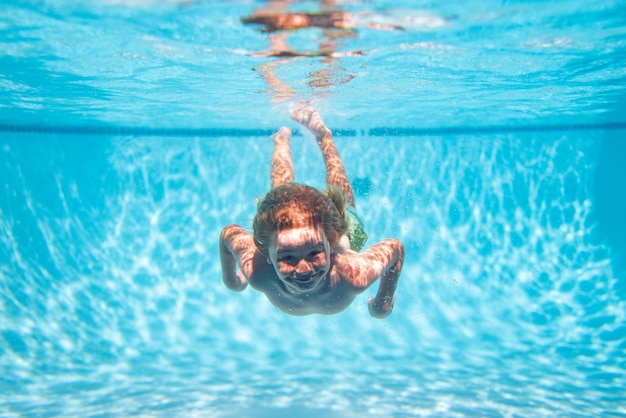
[
  {"left": 221, "top": 224, "right": 240, "bottom": 239},
  {"left": 396, "top": 240, "right": 405, "bottom": 257},
  {"left": 384, "top": 238, "right": 405, "bottom": 258},
  {"left": 220, "top": 224, "right": 245, "bottom": 249}
]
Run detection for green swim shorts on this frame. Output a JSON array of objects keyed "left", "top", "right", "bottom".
[{"left": 344, "top": 205, "right": 368, "bottom": 252}]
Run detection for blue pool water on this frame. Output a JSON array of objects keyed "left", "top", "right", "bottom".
[{"left": 2, "top": 0, "right": 626, "bottom": 416}]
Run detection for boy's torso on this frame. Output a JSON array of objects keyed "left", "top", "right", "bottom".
[{"left": 247, "top": 251, "right": 361, "bottom": 315}]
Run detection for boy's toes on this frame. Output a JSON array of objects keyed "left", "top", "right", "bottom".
[
  {"left": 290, "top": 105, "right": 315, "bottom": 125},
  {"left": 272, "top": 127, "right": 292, "bottom": 143}
]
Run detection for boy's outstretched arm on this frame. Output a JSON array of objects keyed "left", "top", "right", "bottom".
[
  {"left": 367, "top": 249, "right": 403, "bottom": 318},
  {"left": 219, "top": 224, "right": 257, "bottom": 291},
  {"left": 343, "top": 239, "right": 405, "bottom": 318}
]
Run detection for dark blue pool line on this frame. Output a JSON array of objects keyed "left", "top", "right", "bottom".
[{"left": 1, "top": 122, "right": 625, "bottom": 137}]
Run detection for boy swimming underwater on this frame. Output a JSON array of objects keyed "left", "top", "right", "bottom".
[{"left": 219, "top": 106, "right": 404, "bottom": 318}]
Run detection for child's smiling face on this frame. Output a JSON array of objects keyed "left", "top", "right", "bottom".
[{"left": 268, "top": 224, "right": 332, "bottom": 294}]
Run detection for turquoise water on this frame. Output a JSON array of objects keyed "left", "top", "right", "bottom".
[{"left": 2, "top": 1, "right": 626, "bottom": 417}]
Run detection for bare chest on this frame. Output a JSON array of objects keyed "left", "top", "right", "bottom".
[{"left": 249, "top": 264, "right": 357, "bottom": 315}]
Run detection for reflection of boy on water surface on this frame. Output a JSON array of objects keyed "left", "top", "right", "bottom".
[
  {"left": 219, "top": 107, "right": 404, "bottom": 318},
  {"left": 241, "top": 1, "right": 403, "bottom": 58},
  {"left": 241, "top": 0, "right": 403, "bottom": 102}
]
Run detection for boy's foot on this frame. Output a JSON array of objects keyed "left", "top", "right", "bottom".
[
  {"left": 291, "top": 106, "right": 330, "bottom": 141},
  {"left": 272, "top": 127, "right": 292, "bottom": 144}
]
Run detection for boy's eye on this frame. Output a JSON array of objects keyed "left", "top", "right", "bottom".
[
  {"left": 308, "top": 249, "right": 324, "bottom": 259},
  {"left": 279, "top": 255, "right": 296, "bottom": 263}
]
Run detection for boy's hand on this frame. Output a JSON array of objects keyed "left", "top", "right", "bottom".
[{"left": 368, "top": 295, "right": 395, "bottom": 319}]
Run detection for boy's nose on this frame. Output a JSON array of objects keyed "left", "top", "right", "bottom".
[{"left": 294, "top": 259, "right": 312, "bottom": 275}]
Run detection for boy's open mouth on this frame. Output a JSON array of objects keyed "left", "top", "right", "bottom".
[
  {"left": 290, "top": 273, "right": 321, "bottom": 290},
  {"left": 294, "top": 274, "right": 314, "bottom": 282}
]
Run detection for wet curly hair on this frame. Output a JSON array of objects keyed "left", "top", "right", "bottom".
[{"left": 253, "top": 183, "right": 348, "bottom": 256}]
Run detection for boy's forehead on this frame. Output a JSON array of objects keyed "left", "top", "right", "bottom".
[{"left": 272, "top": 225, "right": 326, "bottom": 248}]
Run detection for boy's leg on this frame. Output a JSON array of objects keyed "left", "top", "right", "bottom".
[
  {"left": 292, "top": 106, "right": 355, "bottom": 207},
  {"left": 270, "top": 127, "right": 295, "bottom": 188}
]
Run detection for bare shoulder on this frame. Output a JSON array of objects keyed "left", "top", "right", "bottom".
[
  {"left": 330, "top": 238, "right": 405, "bottom": 290},
  {"left": 328, "top": 248, "right": 371, "bottom": 290}
]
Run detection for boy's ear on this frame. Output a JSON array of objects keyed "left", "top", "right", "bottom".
[{"left": 253, "top": 238, "right": 268, "bottom": 257}]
